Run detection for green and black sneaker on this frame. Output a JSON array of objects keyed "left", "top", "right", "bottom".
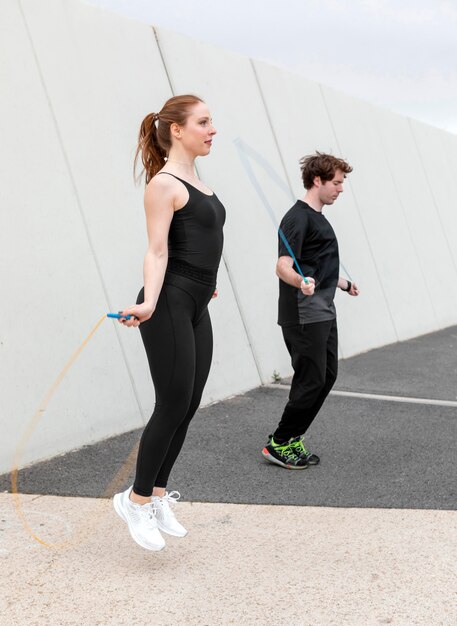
[
  {"left": 262, "top": 436, "right": 309, "bottom": 470},
  {"left": 289, "top": 435, "right": 320, "bottom": 465}
]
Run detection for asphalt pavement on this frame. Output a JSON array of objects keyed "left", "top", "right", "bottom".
[{"left": 3, "top": 325, "right": 456, "bottom": 511}]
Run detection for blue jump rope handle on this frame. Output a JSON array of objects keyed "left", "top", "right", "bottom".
[{"left": 107, "top": 313, "right": 132, "bottom": 320}]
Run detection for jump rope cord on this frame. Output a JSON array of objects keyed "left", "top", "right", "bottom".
[
  {"left": 11, "top": 314, "right": 107, "bottom": 549},
  {"left": 234, "top": 137, "right": 353, "bottom": 282}
]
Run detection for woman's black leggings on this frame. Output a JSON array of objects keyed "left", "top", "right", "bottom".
[{"left": 133, "top": 272, "right": 214, "bottom": 497}]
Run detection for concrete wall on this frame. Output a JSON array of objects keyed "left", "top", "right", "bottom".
[{"left": 1, "top": 0, "right": 457, "bottom": 472}]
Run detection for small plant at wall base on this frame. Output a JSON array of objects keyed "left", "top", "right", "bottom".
[{"left": 271, "top": 370, "right": 282, "bottom": 383}]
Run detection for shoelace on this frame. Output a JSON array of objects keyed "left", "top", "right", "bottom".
[
  {"left": 290, "top": 439, "right": 309, "bottom": 456},
  {"left": 156, "top": 491, "right": 181, "bottom": 518},
  {"left": 164, "top": 490, "right": 181, "bottom": 504},
  {"left": 274, "top": 441, "right": 299, "bottom": 460},
  {"left": 137, "top": 502, "right": 158, "bottom": 527}
]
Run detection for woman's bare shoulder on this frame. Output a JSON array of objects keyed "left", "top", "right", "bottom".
[
  {"left": 144, "top": 171, "right": 189, "bottom": 213},
  {"left": 145, "top": 172, "right": 176, "bottom": 195}
]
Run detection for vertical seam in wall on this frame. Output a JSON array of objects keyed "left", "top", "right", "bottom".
[
  {"left": 319, "top": 84, "right": 399, "bottom": 342},
  {"left": 250, "top": 59, "right": 295, "bottom": 193},
  {"left": 153, "top": 26, "right": 263, "bottom": 385},
  {"left": 152, "top": 27, "right": 176, "bottom": 94},
  {"left": 218, "top": 254, "right": 263, "bottom": 383},
  {"left": 18, "top": 0, "right": 145, "bottom": 422},
  {"left": 409, "top": 119, "right": 457, "bottom": 277}
]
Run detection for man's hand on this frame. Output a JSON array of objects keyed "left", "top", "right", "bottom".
[
  {"left": 338, "top": 277, "right": 360, "bottom": 296},
  {"left": 300, "top": 277, "right": 315, "bottom": 296}
]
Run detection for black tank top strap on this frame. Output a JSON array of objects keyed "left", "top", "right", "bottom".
[
  {"left": 157, "top": 172, "right": 183, "bottom": 182},
  {"left": 156, "top": 171, "right": 213, "bottom": 196}
]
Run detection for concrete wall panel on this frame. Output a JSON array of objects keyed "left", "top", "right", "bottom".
[
  {"left": 252, "top": 63, "right": 339, "bottom": 198},
  {"left": 374, "top": 110, "right": 457, "bottom": 327},
  {"left": 437, "top": 129, "right": 457, "bottom": 269},
  {"left": 409, "top": 122, "right": 457, "bottom": 323},
  {"left": 0, "top": 0, "right": 140, "bottom": 472}
]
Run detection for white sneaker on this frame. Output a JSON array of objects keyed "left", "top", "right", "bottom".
[
  {"left": 152, "top": 491, "right": 188, "bottom": 537},
  {"left": 113, "top": 487, "right": 165, "bottom": 551}
]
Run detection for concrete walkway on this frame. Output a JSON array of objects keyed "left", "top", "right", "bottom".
[
  {"left": 2, "top": 494, "right": 456, "bottom": 625},
  {"left": 1, "top": 326, "right": 457, "bottom": 625}
]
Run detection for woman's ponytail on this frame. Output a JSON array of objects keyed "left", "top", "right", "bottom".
[{"left": 134, "top": 113, "right": 166, "bottom": 185}]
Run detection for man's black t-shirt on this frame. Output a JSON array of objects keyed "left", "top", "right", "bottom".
[{"left": 278, "top": 200, "right": 339, "bottom": 326}]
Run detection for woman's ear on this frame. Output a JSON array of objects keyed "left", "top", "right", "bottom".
[{"left": 170, "top": 122, "right": 181, "bottom": 139}]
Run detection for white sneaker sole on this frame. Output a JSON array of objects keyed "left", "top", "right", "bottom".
[
  {"left": 113, "top": 494, "right": 165, "bottom": 551},
  {"left": 156, "top": 520, "right": 188, "bottom": 538}
]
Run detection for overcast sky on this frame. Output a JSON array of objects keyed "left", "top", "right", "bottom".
[{"left": 85, "top": 0, "right": 457, "bottom": 134}]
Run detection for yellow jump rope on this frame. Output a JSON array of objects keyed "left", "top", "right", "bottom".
[{"left": 10, "top": 313, "right": 137, "bottom": 550}]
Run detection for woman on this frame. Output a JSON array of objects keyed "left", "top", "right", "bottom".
[{"left": 113, "top": 95, "right": 225, "bottom": 551}]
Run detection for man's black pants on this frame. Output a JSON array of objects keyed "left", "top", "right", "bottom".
[{"left": 273, "top": 319, "right": 338, "bottom": 442}]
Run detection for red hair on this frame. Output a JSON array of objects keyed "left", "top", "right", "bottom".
[{"left": 134, "top": 94, "right": 204, "bottom": 184}]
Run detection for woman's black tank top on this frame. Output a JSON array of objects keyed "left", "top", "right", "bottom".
[{"left": 158, "top": 172, "right": 226, "bottom": 285}]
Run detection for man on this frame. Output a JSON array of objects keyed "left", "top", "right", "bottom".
[{"left": 262, "top": 152, "right": 359, "bottom": 469}]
